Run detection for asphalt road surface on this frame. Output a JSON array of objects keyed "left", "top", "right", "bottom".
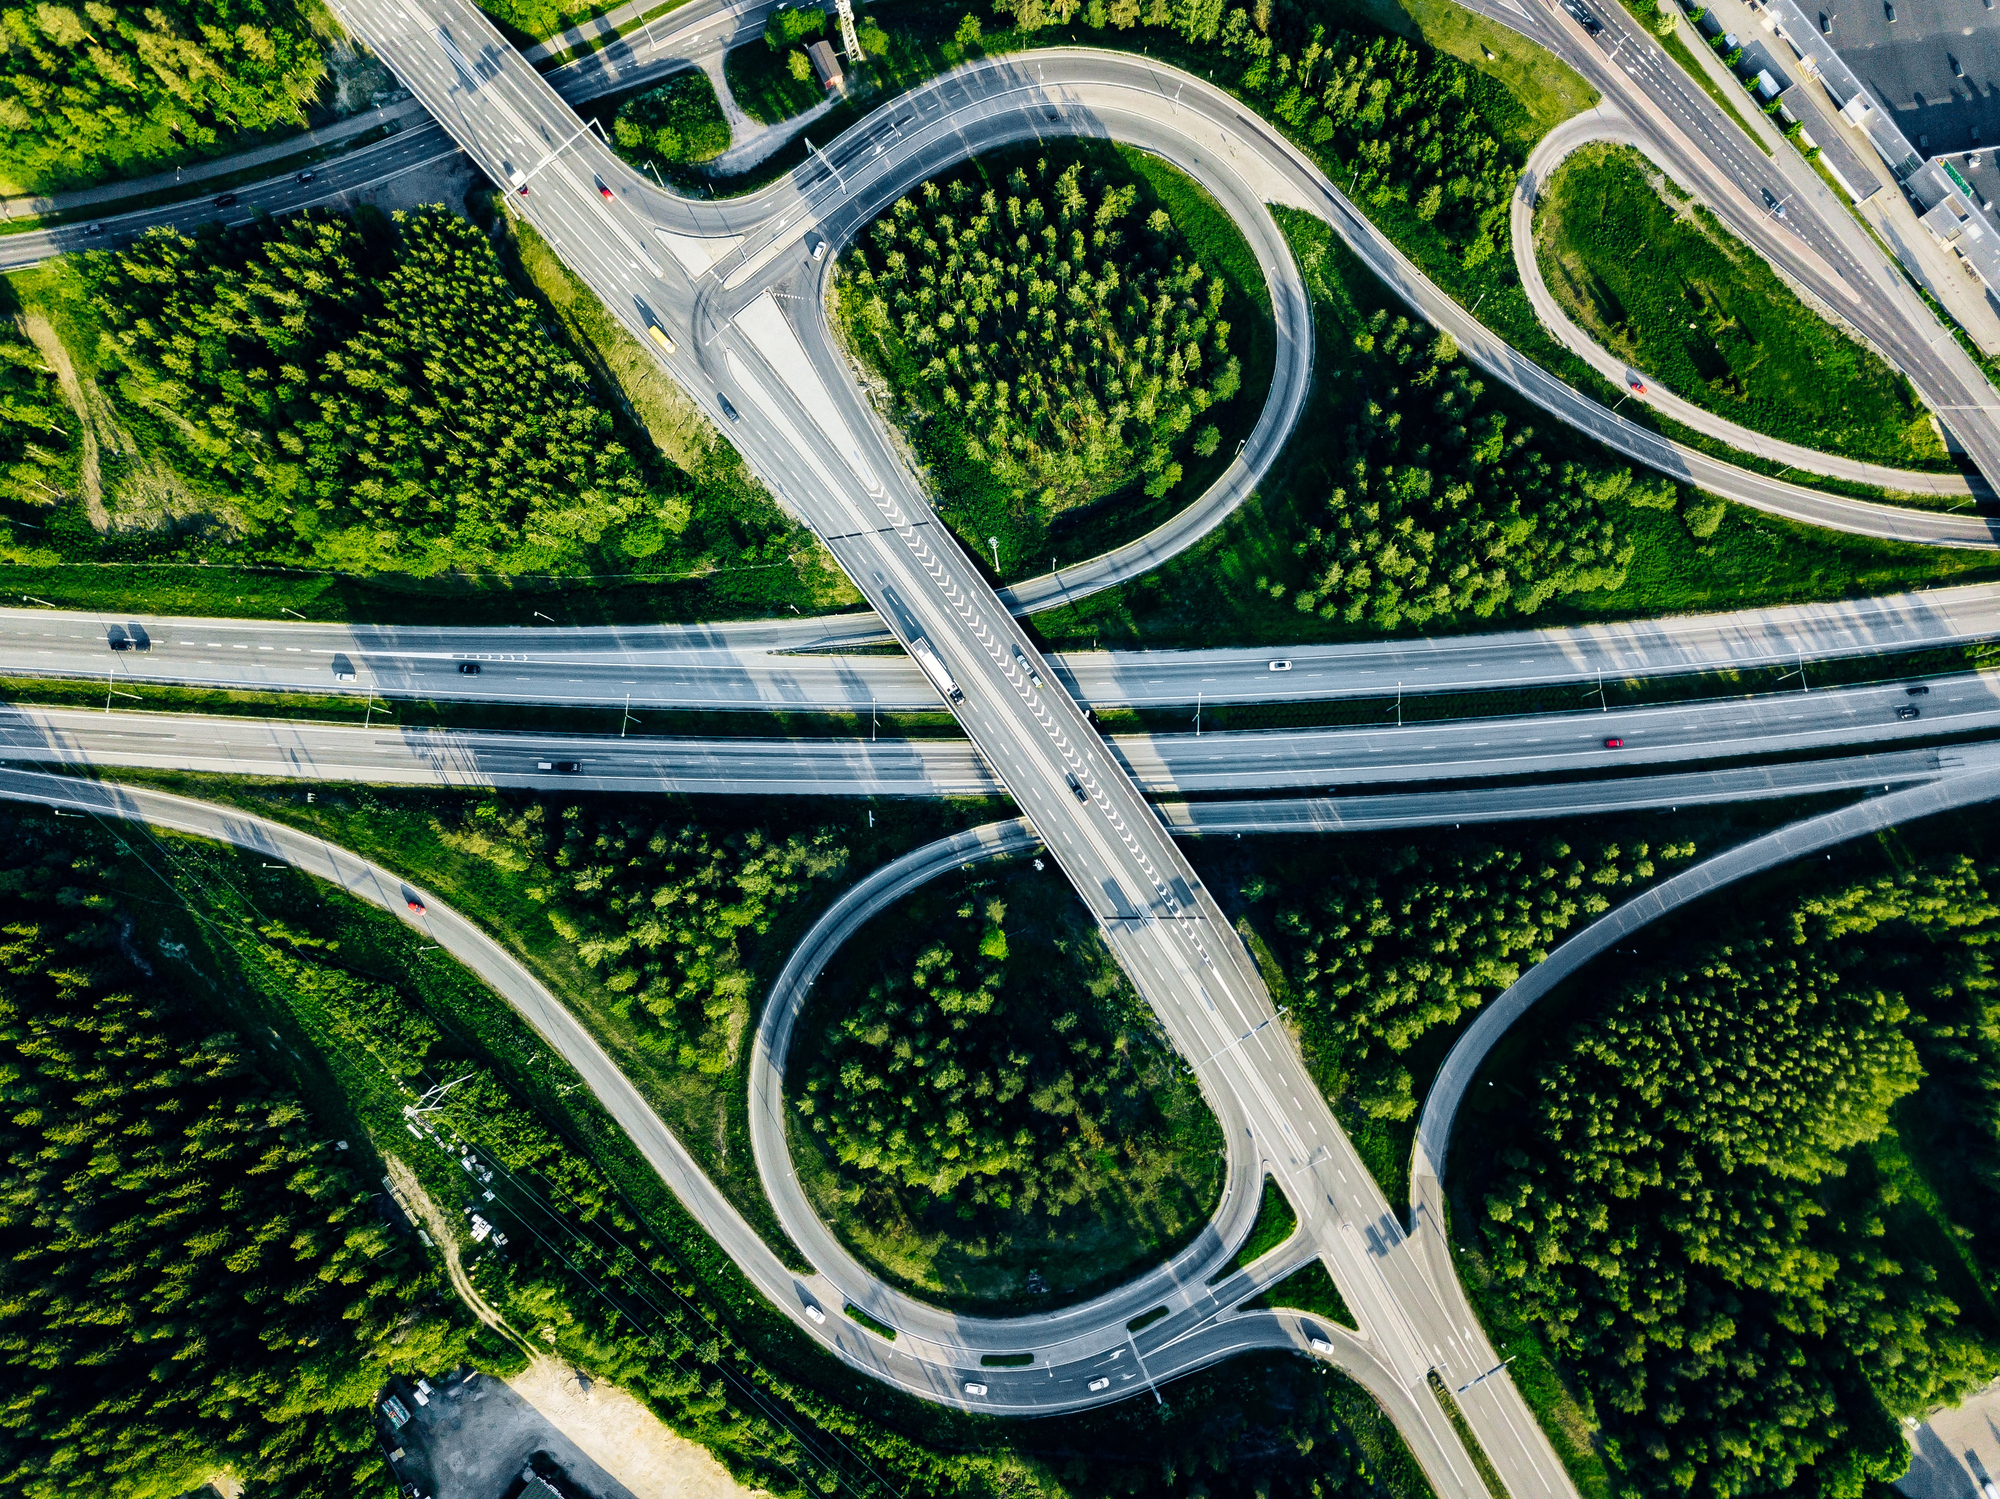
[
  {"left": 11, "top": 580, "right": 2000, "bottom": 711},
  {"left": 0, "top": 669, "right": 1983, "bottom": 793}
]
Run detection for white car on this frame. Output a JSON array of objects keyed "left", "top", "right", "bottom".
[
  {"left": 1269, "top": 659, "right": 1292, "bottom": 672},
  {"left": 1308, "top": 1338, "right": 1335, "bottom": 1356},
  {"left": 804, "top": 1305, "right": 826, "bottom": 1325},
  {"left": 963, "top": 1382, "right": 988, "bottom": 1396},
  {"left": 1087, "top": 1377, "right": 1110, "bottom": 1392}
]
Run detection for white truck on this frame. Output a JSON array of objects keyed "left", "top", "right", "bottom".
[{"left": 909, "top": 635, "right": 963, "bottom": 704}]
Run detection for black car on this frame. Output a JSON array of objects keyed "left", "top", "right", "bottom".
[
  {"left": 214, "top": 192, "right": 238, "bottom": 207},
  {"left": 296, "top": 170, "right": 317, "bottom": 184},
  {"left": 537, "top": 760, "right": 582, "bottom": 773},
  {"left": 1897, "top": 705, "right": 1921, "bottom": 721},
  {"left": 83, "top": 222, "right": 104, "bottom": 236},
  {"left": 457, "top": 661, "right": 481, "bottom": 675},
  {"left": 1066, "top": 773, "right": 1087, "bottom": 802},
  {"left": 718, "top": 393, "right": 740, "bottom": 422},
  {"left": 1907, "top": 683, "right": 1930, "bottom": 696},
  {"left": 1562, "top": 0, "right": 1603, "bottom": 32}
]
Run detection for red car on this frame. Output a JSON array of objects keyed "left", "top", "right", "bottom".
[
  {"left": 406, "top": 896, "right": 427, "bottom": 915},
  {"left": 597, "top": 180, "right": 614, "bottom": 201},
  {"left": 1604, "top": 737, "right": 1624, "bottom": 749},
  {"left": 1627, "top": 377, "right": 1646, "bottom": 395}
]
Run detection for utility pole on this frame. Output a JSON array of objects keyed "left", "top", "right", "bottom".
[
  {"left": 988, "top": 535, "right": 1000, "bottom": 570},
  {"left": 834, "top": 0, "right": 863, "bottom": 59},
  {"left": 1194, "top": 690, "right": 1201, "bottom": 736}
]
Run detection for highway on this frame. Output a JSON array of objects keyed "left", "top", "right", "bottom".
[
  {"left": 12, "top": 583, "right": 2000, "bottom": 715},
  {"left": 20, "top": 0, "right": 1993, "bottom": 1484},
  {"left": 1, "top": 667, "right": 1988, "bottom": 793},
  {"left": 297, "top": 0, "right": 1567, "bottom": 1488}
]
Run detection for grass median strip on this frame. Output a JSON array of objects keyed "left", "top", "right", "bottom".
[
  {"left": 1428, "top": 1371, "right": 1507, "bottom": 1499},
  {"left": 1212, "top": 1176, "right": 1299, "bottom": 1282},
  {"left": 844, "top": 1302, "right": 898, "bottom": 1340}
]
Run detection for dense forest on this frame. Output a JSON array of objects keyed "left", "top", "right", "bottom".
[
  {"left": 1240, "top": 831, "right": 1692, "bottom": 1124},
  {"left": 0, "top": 836, "right": 474, "bottom": 1498},
  {"left": 793, "top": 869, "right": 1221, "bottom": 1306},
  {"left": 1480, "top": 853, "right": 2000, "bottom": 1499},
  {"left": 432, "top": 797, "right": 850, "bottom": 1072},
  {"left": 611, "top": 72, "right": 729, "bottom": 168},
  {"left": 0, "top": 315, "right": 75, "bottom": 509},
  {"left": 17, "top": 204, "right": 800, "bottom": 584},
  {"left": 0, "top": 0, "right": 331, "bottom": 194},
  {"left": 840, "top": 155, "right": 1241, "bottom": 522}
]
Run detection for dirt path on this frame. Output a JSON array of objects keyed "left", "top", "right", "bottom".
[{"left": 19, "top": 312, "right": 106, "bottom": 523}]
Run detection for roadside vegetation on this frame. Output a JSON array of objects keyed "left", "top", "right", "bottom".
[
  {"left": 1465, "top": 828, "right": 2000, "bottom": 1499},
  {"left": 790, "top": 858, "right": 1224, "bottom": 1310},
  {"left": 36, "top": 789, "right": 1437, "bottom": 1499},
  {"left": 1536, "top": 144, "right": 1950, "bottom": 470},
  {"left": 610, "top": 71, "right": 730, "bottom": 168},
  {"left": 0, "top": 202, "right": 851, "bottom": 620},
  {"left": 1030, "top": 216, "right": 2000, "bottom": 653},
  {"left": 837, "top": 143, "right": 1272, "bottom": 577},
  {"left": 0, "top": 291, "right": 77, "bottom": 508},
  {"left": 726, "top": 4, "right": 832, "bottom": 124},
  {"left": 0, "top": 0, "right": 334, "bottom": 196}
]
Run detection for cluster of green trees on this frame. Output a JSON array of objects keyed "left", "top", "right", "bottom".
[
  {"left": 432, "top": 798, "right": 848, "bottom": 1072},
  {"left": 796, "top": 889, "right": 1208, "bottom": 1222},
  {"left": 0, "top": 319, "right": 74, "bottom": 508},
  {"left": 80, "top": 207, "right": 710, "bottom": 573},
  {"left": 993, "top": 0, "right": 1521, "bottom": 270},
  {"left": 0, "top": 841, "right": 472, "bottom": 1499},
  {"left": 1481, "top": 854, "right": 2000, "bottom": 1498},
  {"left": 611, "top": 72, "right": 729, "bottom": 167},
  {"left": 842, "top": 157, "right": 1239, "bottom": 516},
  {"left": 1259, "top": 833, "right": 1691, "bottom": 1120},
  {"left": 0, "top": 0, "right": 330, "bottom": 194},
  {"left": 1272, "top": 308, "right": 1640, "bottom": 628}
]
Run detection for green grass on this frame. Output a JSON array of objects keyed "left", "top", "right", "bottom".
[
  {"left": 1428, "top": 1373, "right": 1507, "bottom": 1499},
  {"left": 786, "top": 854, "right": 1226, "bottom": 1314},
  {"left": 832, "top": 138, "right": 1276, "bottom": 590},
  {"left": 978, "top": 1351, "right": 1034, "bottom": 1367},
  {"left": 1537, "top": 143, "right": 1948, "bottom": 470},
  {"left": 725, "top": 41, "right": 828, "bottom": 126},
  {"left": 1243, "top": 1258, "right": 1355, "bottom": 1328},
  {"left": 1026, "top": 213, "right": 2000, "bottom": 656},
  {"left": 844, "top": 1302, "right": 899, "bottom": 1340},
  {"left": 1215, "top": 1177, "right": 1299, "bottom": 1280},
  {"left": 1126, "top": 1305, "right": 1169, "bottom": 1333}
]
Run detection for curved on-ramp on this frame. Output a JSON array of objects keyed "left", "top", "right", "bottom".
[{"left": 1514, "top": 110, "right": 1980, "bottom": 500}]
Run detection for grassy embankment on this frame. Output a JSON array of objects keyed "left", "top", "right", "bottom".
[{"left": 1536, "top": 143, "right": 1950, "bottom": 470}]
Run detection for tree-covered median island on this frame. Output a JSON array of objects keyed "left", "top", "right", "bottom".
[
  {"left": 1458, "top": 825, "right": 2000, "bottom": 1499},
  {"left": 1536, "top": 144, "right": 1952, "bottom": 471},
  {"left": 790, "top": 857, "right": 1225, "bottom": 1311},
  {"left": 834, "top": 143, "right": 1272, "bottom": 580},
  {"left": 0, "top": 0, "right": 334, "bottom": 196},
  {"left": 42, "top": 788, "right": 1439, "bottom": 1499},
  {"left": 609, "top": 71, "right": 731, "bottom": 169},
  {"left": 1, "top": 203, "right": 849, "bottom": 618}
]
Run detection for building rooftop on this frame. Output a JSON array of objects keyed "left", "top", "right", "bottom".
[{"left": 1819, "top": 0, "right": 2000, "bottom": 157}]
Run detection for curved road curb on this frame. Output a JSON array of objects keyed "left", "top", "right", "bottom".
[{"left": 1514, "top": 111, "right": 1978, "bottom": 498}]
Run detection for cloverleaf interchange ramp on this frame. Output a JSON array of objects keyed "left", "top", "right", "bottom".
[{"left": 17, "top": 0, "right": 2000, "bottom": 1492}]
